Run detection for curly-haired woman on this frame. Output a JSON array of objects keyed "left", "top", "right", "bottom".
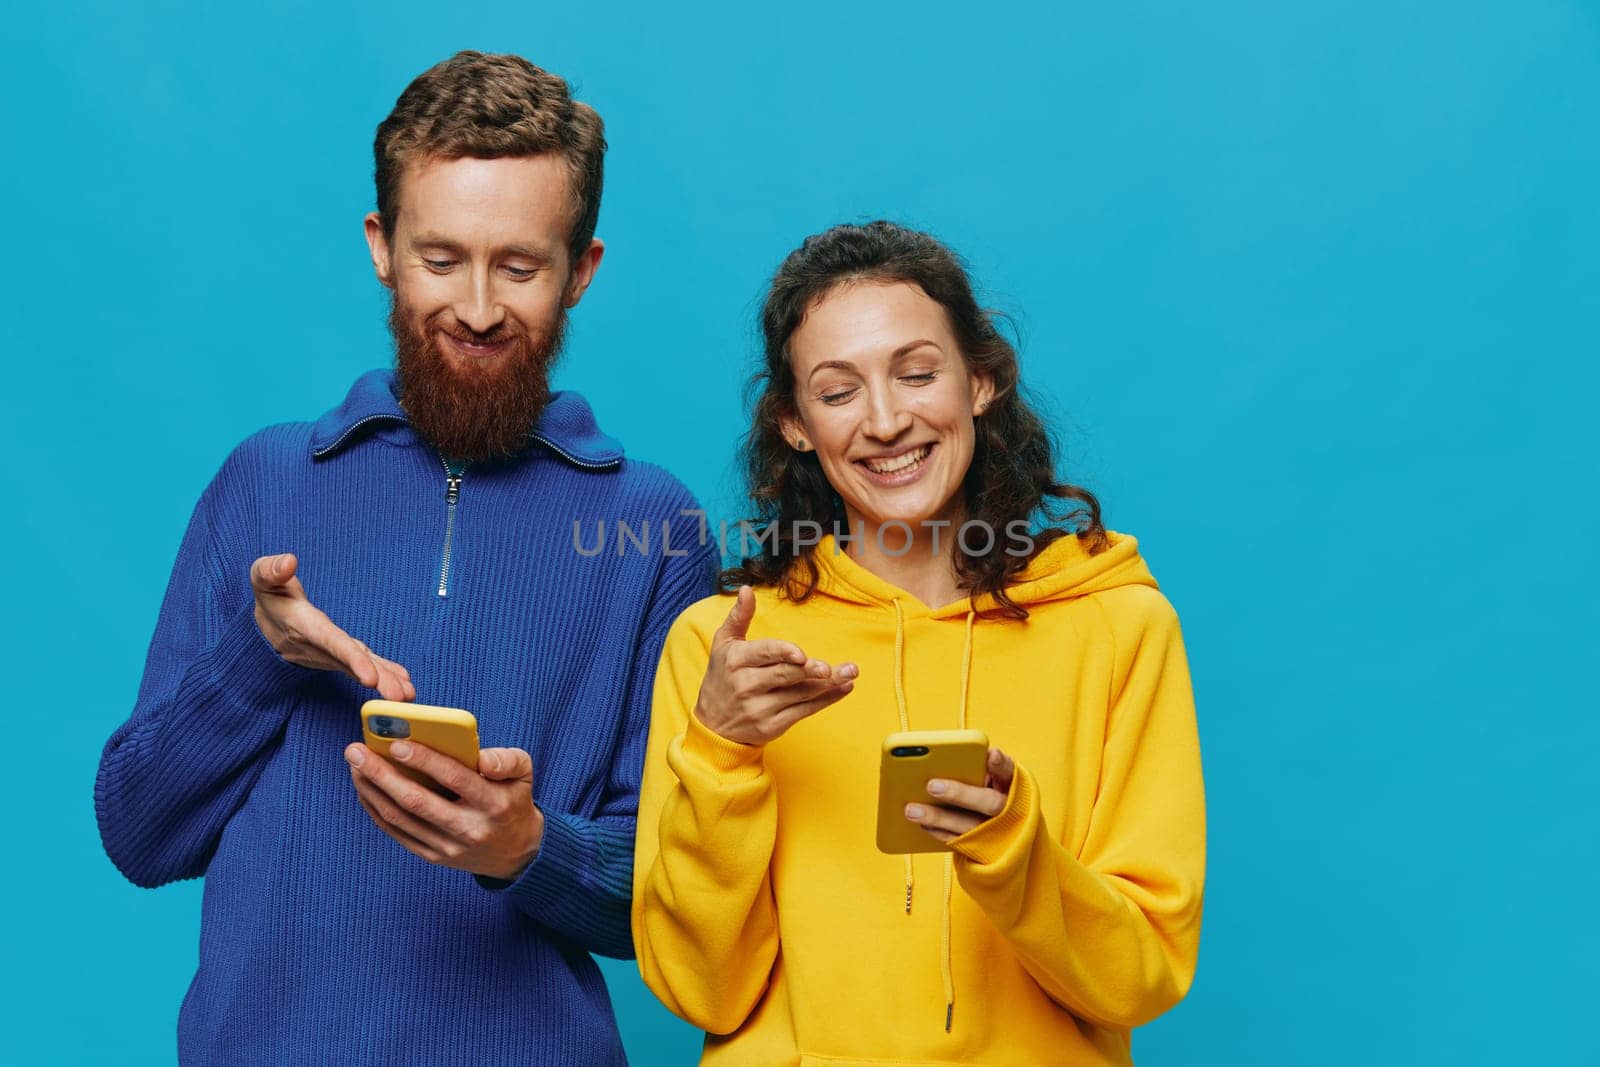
[{"left": 633, "top": 221, "right": 1205, "bottom": 1066}]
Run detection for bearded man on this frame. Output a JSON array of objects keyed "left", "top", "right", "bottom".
[{"left": 95, "top": 52, "right": 713, "bottom": 1066}]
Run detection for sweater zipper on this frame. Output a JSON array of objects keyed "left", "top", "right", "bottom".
[
  {"left": 310, "top": 414, "right": 405, "bottom": 459},
  {"left": 529, "top": 432, "right": 623, "bottom": 472},
  {"left": 438, "top": 458, "right": 465, "bottom": 597}
]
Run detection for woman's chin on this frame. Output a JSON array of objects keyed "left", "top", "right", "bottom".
[{"left": 842, "top": 496, "right": 964, "bottom": 538}]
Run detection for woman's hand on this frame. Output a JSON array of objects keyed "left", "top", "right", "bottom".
[
  {"left": 906, "top": 747, "right": 1016, "bottom": 844},
  {"left": 694, "top": 586, "right": 858, "bottom": 745}
]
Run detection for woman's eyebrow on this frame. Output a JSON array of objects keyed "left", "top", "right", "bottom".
[
  {"left": 889, "top": 338, "right": 942, "bottom": 360},
  {"left": 807, "top": 359, "right": 858, "bottom": 382},
  {"left": 806, "top": 339, "right": 944, "bottom": 383}
]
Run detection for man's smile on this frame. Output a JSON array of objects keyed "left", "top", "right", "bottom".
[{"left": 440, "top": 330, "right": 513, "bottom": 359}]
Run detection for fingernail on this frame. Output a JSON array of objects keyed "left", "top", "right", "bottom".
[
  {"left": 927, "top": 780, "right": 946, "bottom": 795},
  {"left": 906, "top": 804, "right": 925, "bottom": 819},
  {"left": 345, "top": 746, "right": 364, "bottom": 767},
  {"left": 391, "top": 741, "right": 412, "bottom": 760},
  {"left": 841, "top": 663, "right": 859, "bottom": 679}
]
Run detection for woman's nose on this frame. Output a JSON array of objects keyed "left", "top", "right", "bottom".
[{"left": 861, "top": 389, "right": 912, "bottom": 441}]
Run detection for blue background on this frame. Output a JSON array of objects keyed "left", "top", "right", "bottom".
[{"left": 4, "top": 1, "right": 1596, "bottom": 1063}]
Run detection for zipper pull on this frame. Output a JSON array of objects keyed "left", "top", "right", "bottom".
[
  {"left": 443, "top": 457, "right": 465, "bottom": 502},
  {"left": 437, "top": 459, "right": 466, "bottom": 599}
]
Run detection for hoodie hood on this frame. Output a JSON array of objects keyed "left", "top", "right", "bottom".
[{"left": 809, "top": 529, "right": 1157, "bottom": 617}]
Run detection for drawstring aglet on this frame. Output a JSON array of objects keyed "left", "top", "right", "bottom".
[
  {"left": 905, "top": 884, "right": 913, "bottom": 914},
  {"left": 944, "top": 1002, "right": 953, "bottom": 1032}
]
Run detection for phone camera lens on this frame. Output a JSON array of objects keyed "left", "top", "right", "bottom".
[
  {"left": 891, "top": 745, "right": 930, "bottom": 758},
  {"left": 369, "top": 715, "right": 410, "bottom": 739},
  {"left": 369, "top": 715, "right": 409, "bottom": 739}
]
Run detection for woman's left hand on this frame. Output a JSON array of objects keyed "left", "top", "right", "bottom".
[{"left": 906, "top": 747, "right": 1016, "bottom": 844}]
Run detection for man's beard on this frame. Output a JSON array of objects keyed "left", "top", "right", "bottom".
[{"left": 390, "top": 296, "right": 566, "bottom": 465}]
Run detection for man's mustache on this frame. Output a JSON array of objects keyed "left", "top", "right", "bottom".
[{"left": 431, "top": 320, "right": 525, "bottom": 347}]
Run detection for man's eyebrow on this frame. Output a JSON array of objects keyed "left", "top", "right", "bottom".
[
  {"left": 409, "top": 233, "right": 464, "bottom": 253},
  {"left": 407, "top": 234, "right": 556, "bottom": 263},
  {"left": 500, "top": 243, "right": 556, "bottom": 264}
]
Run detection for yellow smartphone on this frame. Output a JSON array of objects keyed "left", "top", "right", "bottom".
[
  {"left": 361, "top": 700, "right": 481, "bottom": 795},
  {"left": 875, "top": 729, "right": 991, "bottom": 854}
]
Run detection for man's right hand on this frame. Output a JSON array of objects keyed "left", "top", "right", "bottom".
[
  {"left": 692, "top": 585, "right": 856, "bottom": 746},
  {"left": 251, "top": 553, "right": 415, "bottom": 701}
]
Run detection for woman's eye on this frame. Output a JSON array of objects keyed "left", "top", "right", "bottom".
[
  {"left": 819, "top": 389, "right": 857, "bottom": 406},
  {"left": 901, "top": 373, "right": 937, "bottom": 385}
]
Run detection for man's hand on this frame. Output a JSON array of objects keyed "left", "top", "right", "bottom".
[
  {"left": 692, "top": 585, "right": 857, "bottom": 746},
  {"left": 344, "top": 742, "right": 544, "bottom": 881},
  {"left": 251, "top": 553, "right": 414, "bottom": 701}
]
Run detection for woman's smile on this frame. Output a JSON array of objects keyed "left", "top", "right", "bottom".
[{"left": 855, "top": 442, "right": 937, "bottom": 486}]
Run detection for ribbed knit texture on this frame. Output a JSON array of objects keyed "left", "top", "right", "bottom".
[{"left": 96, "top": 370, "right": 715, "bottom": 1066}]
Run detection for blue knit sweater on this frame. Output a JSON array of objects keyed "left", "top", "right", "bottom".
[{"left": 96, "top": 370, "right": 715, "bottom": 1066}]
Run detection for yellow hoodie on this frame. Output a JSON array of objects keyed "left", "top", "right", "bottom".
[{"left": 633, "top": 532, "right": 1205, "bottom": 1066}]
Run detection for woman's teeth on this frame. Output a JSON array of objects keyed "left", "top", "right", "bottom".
[{"left": 862, "top": 444, "right": 931, "bottom": 474}]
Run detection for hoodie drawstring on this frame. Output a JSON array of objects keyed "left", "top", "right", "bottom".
[
  {"left": 892, "top": 598, "right": 978, "bottom": 1034},
  {"left": 892, "top": 600, "right": 914, "bottom": 915},
  {"left": 940, "top": 608, "right": 976, "bottom": 1032},
  {"left": 958, "top": 609, "right": 975, "bottom": 730}
]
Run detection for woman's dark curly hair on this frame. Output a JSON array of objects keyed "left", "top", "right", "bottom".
[{"left": 722, "top": 220, "right": 1107, "bottom": 620}]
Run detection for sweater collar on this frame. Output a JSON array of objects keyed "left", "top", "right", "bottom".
[{"left": 310, "top": 369, "right": 625, "bottom": 468}]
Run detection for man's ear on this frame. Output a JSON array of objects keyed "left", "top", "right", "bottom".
[
  {"left": 363, "top": 212, "right": 395, "bottom": 289},
  {"left": 563, "top": 238, "right": 606, "bottom": 308}
]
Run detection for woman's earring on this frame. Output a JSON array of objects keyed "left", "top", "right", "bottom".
[{"left": 796, "top": 438, "right": 809, "bottom": 451}]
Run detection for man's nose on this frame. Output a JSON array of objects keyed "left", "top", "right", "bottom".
[{"left": 453, "top": 268, "right": 506, "bottom": 334}]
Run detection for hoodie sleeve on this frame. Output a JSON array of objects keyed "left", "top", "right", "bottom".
[
  {"left": 95, "top": 445, "right": 309, "bottom": 888},
  {"left": 632, "top": 604, "right": 782, "bottom": 1035},
  {"left": 948, "top": 586, "right": 1205, "bottom": 1030}
]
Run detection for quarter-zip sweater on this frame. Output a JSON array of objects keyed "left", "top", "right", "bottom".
[{"left": 97, "top": 370, "right": 715, "bottom": 1066}]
